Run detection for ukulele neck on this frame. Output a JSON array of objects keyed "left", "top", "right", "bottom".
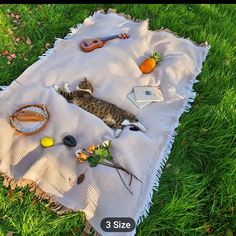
[{"left": 100, "top": 35, "right": 119, "bottom": 42}]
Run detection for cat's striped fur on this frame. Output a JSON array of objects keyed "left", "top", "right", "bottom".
[{"left": 53, "top": 78, "right": 147, "bottom": 138}]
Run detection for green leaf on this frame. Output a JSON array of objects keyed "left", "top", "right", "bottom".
[
  {"left": 94, "top": 148, "right": 104, "bottom": 156},
  {"left": 103, "top": 149, "right": 110, "bottom": 156},
  {"left": 93, "top": 155, "right": 101, "bottom": 162},
  {"left": 90, "top": 162, "right": 98, "bottom": 167},
  {"left": 88, "top": 156, "right": 95, "bottom": 163},
  {"left": 88, "top": 155, "right": 100, "bottom": 164},
  {"left": 94, "top": 147, "right": 110, "bottom": 158}
]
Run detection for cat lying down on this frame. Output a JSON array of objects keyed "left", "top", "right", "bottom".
[{"left": 53, "top": 78, "right": 147, "bottom": 138}]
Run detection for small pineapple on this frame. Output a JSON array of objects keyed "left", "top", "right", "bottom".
[{"left": 139, "top": 52, "right": 161, "bottom": 74}]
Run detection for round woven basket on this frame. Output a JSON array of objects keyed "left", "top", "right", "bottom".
[{"left": 9, "top": 104, "right": 49, "bottom": 136}]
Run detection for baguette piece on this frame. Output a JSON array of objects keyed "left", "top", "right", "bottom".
[{"left": 13, "top": 110, "right": 45, "bottom": 122}]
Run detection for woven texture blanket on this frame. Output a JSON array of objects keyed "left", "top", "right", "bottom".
[{"left": 0, "top": 9, "right": 209, "bottom": 236}]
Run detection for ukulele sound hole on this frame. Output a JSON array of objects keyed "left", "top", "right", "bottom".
[{"left": 93, "top": 40, "right": 98, "bottom": 43}]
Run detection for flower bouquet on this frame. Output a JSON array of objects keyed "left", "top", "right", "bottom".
[{"left": 75, "top": 140, "right": 142, "bottom": 194}]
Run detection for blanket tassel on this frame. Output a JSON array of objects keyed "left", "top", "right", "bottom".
[
  {"left": 82, "top": 219, "right": 101, "bottom": 236},
  {"left": 1, "top": 172, "right": 102, "bottom": 235},
  {"left": 0, "top": 172, "right": 71, "bottom": 214}
]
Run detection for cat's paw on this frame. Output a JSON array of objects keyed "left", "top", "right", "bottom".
[
  {"left": 53, "top": 85, "right": 59, "bottom": 92},
  {"left": 63, "top": 83, "right": 70, "bottom": 92},
  {"left": 134, "top": 122, "right": 147, "bottom": 132},
  {"left": 114, "top": 129, "right": 122, "bottom": 138},
  {"left": 137, "top": 123, "right": 147, "bottom": 132}
]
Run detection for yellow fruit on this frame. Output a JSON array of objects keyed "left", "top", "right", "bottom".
[
  {"left": 139, "top": 52, "right": 161, "bottom": 74},
  {"left": 40, "top": 136, "right": 54, "bottom": 148}
]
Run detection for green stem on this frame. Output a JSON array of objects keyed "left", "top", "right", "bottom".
[
  {"left": 109, "top": 159, "right": 142, "bottom": 183},
  {"left": 116, "top": 169, "right": 133, "bottom": 195},
  {"left": 97, "top": 152, "right": 142, "bottom": 184},
  {"left": 98, "top": 161, "right": 125, "bottom": 171}
]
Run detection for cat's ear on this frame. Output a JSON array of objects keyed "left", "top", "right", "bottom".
[{"left": 83, "top": 77, "right": 87, "bottom": 82}]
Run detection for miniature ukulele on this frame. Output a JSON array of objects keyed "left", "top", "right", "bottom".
[{"left": 80, "top": 33, "right": 129, "bottom": 52}]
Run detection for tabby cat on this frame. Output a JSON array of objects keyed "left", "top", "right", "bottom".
[{"left": 53, "top": 78, "right": 147, "bottom": 138}]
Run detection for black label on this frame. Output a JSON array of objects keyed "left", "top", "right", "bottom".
[{"left": 101, "top": 217, "right": 136, "bottom": 232}]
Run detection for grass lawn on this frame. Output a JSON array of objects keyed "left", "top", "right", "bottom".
[{"left": 0, "top": 4, "right": 235, "bottom": 236}]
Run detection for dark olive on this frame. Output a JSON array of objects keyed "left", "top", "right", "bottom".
[{"left": 63, "top": 135, "right": 76, "bottom": 147}]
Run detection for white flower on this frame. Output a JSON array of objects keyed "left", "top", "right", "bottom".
[
  {"left": 102, "top": 140, "right": 111, "bottom": 147},
  {"left": 75, "top": 149, "right": 83, "bottom": 156}
]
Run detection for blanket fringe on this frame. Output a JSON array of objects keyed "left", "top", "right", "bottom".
[
  {"left": 0, "top": 172, "right": 73, "bottom": 215},
  {"left": 0, "top": 7, "right": 210, "bottom": 92},
  {"left": 136, "top": 129, "right": 177, "bottom": 225},
  {"left": 95, "top": 8, "right": 210, "bottom": 48},
  {"left": 135, "top": 33, "right": 210, "bottom": 226},
  {"left": 37, "top": 8, "right": 142, "bottom": 62},
  {"left": 157, "top": 27, "right": 209, "bottom": 48},
  {"left": 82, "top": 219, "right": 102, "bottom": 236},
  {"left": 107, "top": 8, "right": 142, "bottom": 22},
  {"left": 0, "top": 172, "right": 102, "bottom": 235},
  {"left": 136, "top": 55, "right": 209, "bottom": 227}
]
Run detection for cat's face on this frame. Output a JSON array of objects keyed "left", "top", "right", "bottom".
[{"left": 78, "top": 78, "right": 93, "bottom": 93}]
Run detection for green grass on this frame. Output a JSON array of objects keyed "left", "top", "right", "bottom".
[{"left": 0, "top": 4, "right": 235, "bottom": 236}]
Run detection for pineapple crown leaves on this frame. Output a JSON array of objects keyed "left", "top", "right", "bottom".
[{"left": 151, "top": 51, "right": 162, "bottom": 62}]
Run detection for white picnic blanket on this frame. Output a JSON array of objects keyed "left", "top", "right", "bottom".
[{"left": 0, "top": 9, "right": 209, "bottom": 236}]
